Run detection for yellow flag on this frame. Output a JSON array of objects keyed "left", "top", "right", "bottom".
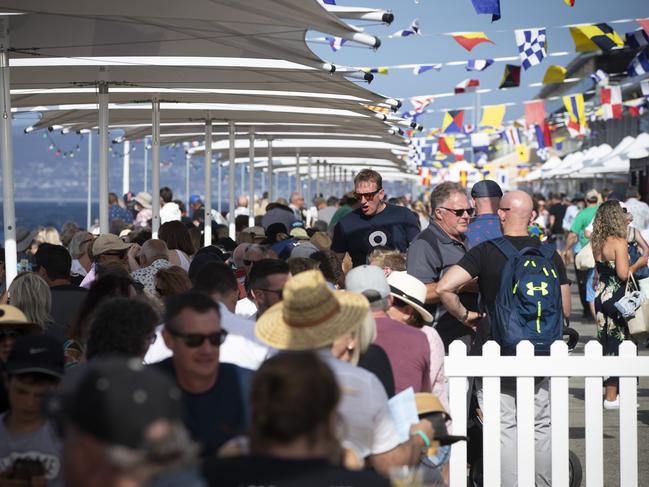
[
  {"left": 569, "top": 24, "right": 623, "bottom": 52},
  {"left": 543, "top": 65, "right": 567, "bottom": 84},
  {"left": 480, "top": 104, "right": 506, "bottom": 129},
  {"left": 516, "top": 144, "right": 529, "bottom": 162}
]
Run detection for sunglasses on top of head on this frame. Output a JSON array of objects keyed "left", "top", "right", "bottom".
[
  {"left": 439, "top": 207, "right": 475, "bottom": 217},
  {"left": 167, "top": 329, "right": 228, "bottom": 348}
]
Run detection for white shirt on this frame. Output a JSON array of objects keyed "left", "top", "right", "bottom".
[
  {"left": 626, "top": 198, "right": 649, "bottom": 230},
  {"left": 235, "top": 297, "right": 257, "bottom": 319},
  {"left": 562, "top": 205, "right": 579, "bottom": 232},
  {"left": 320, "top": 352, "right": 400, "bottom": 459}
]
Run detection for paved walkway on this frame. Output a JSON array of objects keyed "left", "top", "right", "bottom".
[{"left": 564, "top": 269, "right": 649, "bottom": 486}]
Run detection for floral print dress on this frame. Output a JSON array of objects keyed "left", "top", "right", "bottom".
[{"left": 594, "top": 261, "right": 628, "bottom": 355}]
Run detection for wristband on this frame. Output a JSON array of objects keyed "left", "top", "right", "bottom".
[{"left": 412, "top": 429, "right": 431, "bottom": 450}]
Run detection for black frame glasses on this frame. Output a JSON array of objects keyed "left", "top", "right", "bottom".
[
  {"left": 439, "top": 207, "right": 475, "bottom": 217},
  {"left": 353, "top": 189, "right": 382, "bottom": 201},
  {"left": 167, "top": 329, "right": 228, "bottom": 348}
]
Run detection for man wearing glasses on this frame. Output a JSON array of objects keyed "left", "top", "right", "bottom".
[
  {"left": 331, "top": 169, "right": 420, "bottom": 267},
  {"left": 157, "top": 292, "right": 252, "bottom": 456},
  {"left": 406, "top": 182, "right": 480, "bottom": 351}
]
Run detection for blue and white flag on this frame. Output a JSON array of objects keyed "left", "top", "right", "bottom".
[
  {"left": 392, "top": 19, "right": 421, "bottom": 37},
  {"left": 413, "top": 64, "right": 442, "bottom": 75},
  {"left": 625, "top": 29, "right": 649, "bottom": 48},
  {"left": 628, "top": 50, "right": 649, "bottom": 77},
  {"left": 503, "top": 126, "right": 521, "bottom": 146},
  {"left": 466, "top": 59, "right": 494, "bottom": 71},
  {"left": 515, "top": 28, "right": 547, "bottom": 70},
  {"left": 589, "top": 69, "right": 609, "bottom": 85},
  {"left": 325, "top": 36, "right": 346, "bottom": 52},
  {"left": 402, "top": 110, "right": 424, "bottom": 122},
  {"left": 321, "top": 0, "right": 336, "bottom": 4}
]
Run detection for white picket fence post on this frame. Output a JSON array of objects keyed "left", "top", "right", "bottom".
[{"left": 444, "top": 339, "right": 646, "bottom": 487}]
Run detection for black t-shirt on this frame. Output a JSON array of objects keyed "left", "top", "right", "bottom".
[
  {"left": 154, "top": 358, "right": 252, "bottom": 456},
  {"left": 357, "top": 343, "right": 396, "bottom": 398},
  {"left": 548, "top": 203, "right": 567, "bottom": 235},
  {"left": 50, "top": 284, "right": 88, "bottom": 338},
  {"left": 457, "top": 236, "right": 570, "bottom": 308},
  {"left": 331, "top": 204, "right": 420, "bottom": 267},
  {"left": 202, "top": 456, "right": 391, "bottom": 487}
]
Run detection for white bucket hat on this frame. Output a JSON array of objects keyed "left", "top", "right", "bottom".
[{"left": 386, "top": 271, "right": 433, "bottom": 323}]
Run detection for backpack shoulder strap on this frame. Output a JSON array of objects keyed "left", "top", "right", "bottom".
[
  {"left": 538, "top": 242, "right": 557, "bottom": 261},
  {"left": 489, "top": 236, "right": 519, "bottom": 260}
]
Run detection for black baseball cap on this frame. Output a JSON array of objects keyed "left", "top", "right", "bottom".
[
  {"left": 471, "top": 180, "right": 503, "bottom": 198},
  {"left": 7, "top": 335, "right": 64, "bottom": 379},
  {"left": 49, "top": 358, "right": 183, "bottom": 449}
]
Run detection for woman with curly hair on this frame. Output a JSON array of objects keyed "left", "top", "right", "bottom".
[{"left": 591, "top": 200, "right": 648, "bottom": 408}]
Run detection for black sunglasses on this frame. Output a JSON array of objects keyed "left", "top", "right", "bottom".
[
  {"left": 167, "top": 329, "right": 228, "bottom": 348},
  {"left": 353, "top": 189, "right": 381, "bottom": 201},
  {"left": 0, "top": 328, "right": 27, "bottom": 341},
  {"left": 440, "top": 207, "right": 475, "bottom": 217}
]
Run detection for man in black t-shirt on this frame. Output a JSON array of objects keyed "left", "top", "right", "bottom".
[
  {"left": 437, "top": 190, "right": 570, "bottom": 487},
  {"left": 331, "top": 169, "right": 420, "bottom": 267},
  {"left": 547, "top": 193, "right": 567, "bottom": 249}
]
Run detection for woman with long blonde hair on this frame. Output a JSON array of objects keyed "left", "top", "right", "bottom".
[{"left": 591, "top": 200, "right": 648, "bottom": 408}]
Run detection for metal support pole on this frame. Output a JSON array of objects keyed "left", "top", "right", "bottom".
[
  {"left": 185, "top": 152, "right": 190, "bottom": 212},
  {"left": 332, "top": 165, "right": 337, "bottom": 197},
  {"left": 98, "top": 77, "right": 110, "bottom": 234},
  {"left": 248, "top": 127, "right": 255, "bottom": 227},
  {"left": 151, "top": 98, "right": 161, "bottom": 238},
  {"left": 316, "top": 160, "right": 321, "bottom": 198},
  {"left": 204, "top": 119, "right": 213, "bottom": 246},
  {"left": 343, "top": 169, "right": 348, "bottom": 195},
  {"left": 228, "top": 121, "right": 236, "bottom": 239},
  {"left": 295, "top": 150, "right": 300, "bottom": 197},
  {"left": 306, "top": 156, "right": 312, "bottom": 204},
  {"left": 267, "top": 139, "right": 274, "bottom": 202},
  {"left": 122, "top": 139, "right": 130, "bottom": 195},
  {"left": 217, "top": 158, "right": 222, "bottom": 214},
  {"left": 143, "top": 136, "right": 148, "bottom": 192},
  {"left": 86, "top": 134, "right": 92, "bottom": 230},
  {"left": 0, "top": 18, "right": 17, "bottom": 286}
]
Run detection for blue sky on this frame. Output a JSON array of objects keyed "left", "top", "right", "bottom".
[{"left": 309, "top": 0, "right": 649, "bottom": 128}]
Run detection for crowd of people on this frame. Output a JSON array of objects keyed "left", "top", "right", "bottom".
[{"left": 0, "top": 168, "right": 645, "bottom": 486}]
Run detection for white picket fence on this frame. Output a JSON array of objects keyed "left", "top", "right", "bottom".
[{"left": 445, "top": 340, "right": 649, "bottom": 487}]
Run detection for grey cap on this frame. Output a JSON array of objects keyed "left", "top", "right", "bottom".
[
  {"left": 345, "top": 265, "right": 390, "bottom": 303},
  {"left": 290, "top": 242, "right": 319, "bottom": 259},
  {"left": 471, "top": 180, "right": 503, "bottom": 198}
]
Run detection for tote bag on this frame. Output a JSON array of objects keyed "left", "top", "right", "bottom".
[
  {"left": 575, "top": 243, "right": 595, "bottom": 270},
  {"left": 626, "top": 274, "right": 649, "bottom": 341}
]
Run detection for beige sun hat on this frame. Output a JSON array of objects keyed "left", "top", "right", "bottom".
[
  {"left": 133, "top": 192, "right": 152, "bottom": 209},
  {"left": 255, "top": 270, "right": 369, "bottom": 350},
  {"left": 0, "top": 305, "right": 42, "bottom": 333},
  {"left": 386, "top": 271, "right": 434, "bottom": 323}
]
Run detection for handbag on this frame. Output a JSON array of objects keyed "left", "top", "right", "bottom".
[
  {"left": 625, "top": 274, "right": 649, "bottom": 341},
  {"left": 575, "top": 243, "right": 595, "bottom": 270}
]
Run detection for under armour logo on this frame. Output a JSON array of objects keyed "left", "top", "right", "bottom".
[{"left": 526, "top": 281, "right": 548, "bottom": 296}]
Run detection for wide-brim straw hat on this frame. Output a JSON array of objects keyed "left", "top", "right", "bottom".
[
  {"left": 133, "top": 192, "right": 152, "bottom": 209},
  {"left": 255, "top": 269, "right": 369, "bottom": 350},
  {"left": 386, "top": 271, "right": 434, "bottom": 323},
  {"left": 0, "top": 305, "right": 42, "bottom": 333}
]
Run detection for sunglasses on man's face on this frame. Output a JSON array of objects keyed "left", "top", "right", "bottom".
[
  {"left": 353, "top": 189, "right": 381, "bottom": 201},
  {"left": 439, "top": 207, "right": 475, "bottom": 217},
  {"left": 0, "top": 328, "right": 26, "bottom": 341},
  {"left": 167, "top": 328, "right": 228, "bottom": 348}
]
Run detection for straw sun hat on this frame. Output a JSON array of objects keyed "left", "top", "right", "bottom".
[
  {"left": 386, "top": 271, "right": 434, "bottom": 323},
  {"left": 255, "top": 270, "right": 369, "bottom": 350}
]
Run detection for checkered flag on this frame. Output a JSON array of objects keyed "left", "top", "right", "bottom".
[{"left": 515, "top": 28, "right": 547, "bottom": 70}]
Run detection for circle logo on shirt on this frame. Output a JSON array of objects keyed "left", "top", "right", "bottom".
[{"left": 368, "top": 230, "right": 388, "bottom": 247}]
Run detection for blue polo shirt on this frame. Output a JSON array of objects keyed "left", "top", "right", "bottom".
[{"left": 466, "top": 213, "right": 502, "bottom": 247}]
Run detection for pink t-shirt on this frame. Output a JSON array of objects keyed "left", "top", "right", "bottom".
[{"left": 374, "top": 316, "right": 432, "bottom": 394}]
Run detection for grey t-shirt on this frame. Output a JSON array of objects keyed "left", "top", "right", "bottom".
[
  {"left": 406, "top": 221, "right": 479, "bottom": 349},
  {"left": 0, "top": 414, "right": 63, "bottom": 487}
]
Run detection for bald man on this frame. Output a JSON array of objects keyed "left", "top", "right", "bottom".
[
  {"left": 437, "top": 190, "right": 570, "bottom": 487},
  {"left": 130, "top": 239, "right": 171, "bottom": 295}
]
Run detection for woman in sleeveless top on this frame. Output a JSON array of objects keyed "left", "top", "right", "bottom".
[{"left": 590, "top": 200, "right": 648, "bottom": 408}]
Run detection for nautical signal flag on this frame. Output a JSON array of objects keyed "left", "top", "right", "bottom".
[
  {"left": 515, "top": 28, "right": 547, "bottom": 70},
  {"left": 564, "top": 0, "right": 575, "bottom": 6},
  {"left": 392, "top": 19, "right": 421, "bottom": 37},
  {"left": 543, "top": 65, "right": 567, "bottom": 84},
  {"left": 524, "top": 100, "right": 546, "bottom": 128},
  {"left": 454, "top": 78, "right": 480, "bottom": 94},
  {"left": 601, "top": 86, "right": 622, "bottom": 120},
  {"left": 438, "top": 136, "right": 454, "bottom": 154},
  {"left": 625, "top": 29, "right": 649, "bottom": 48},
  {"left": 503, "top": 127, "right": 521, "bottom": 146},
  {"left": 363, "top": 67, "right": 389, "bottom": 75},
  {"left": 642, "top": 79, "right": 649, "bottom": 98},
  {"left": 409, "top": 95, "right": 435, "bottom": 113},
  {"left": 480, "top": 104, "right": 506, "bottom": 129},
  {"left": 499, "top": 64, "right": 521, "bottom": 89},
  {"left": 450, "top": 32, "right": 494, "bottom": 51},
  {"left": 470, "top": 0, "right": 501, "bottom": 22},
  {"left": 413, "top": 64, "right": 442, "bottom": 75},
  {"left": 325, "top": 36, "right": 347, "bottom": 52},
  {"left": 563, "top": 93, "right": 588, "bottom": 137},
  {"left": 638, "top": 18, "right": 649, "bottom": 37},
  {"left": 628, "top": 50, "right": 649, "bottom": 77},
  {"left": 466, "top": 59, "right": 494, "bottom": 71},
  {"left": 442, "top": 110, "right": 465, "bottom": 133},
  {"left": 569, "top": 24, "right": 624, "bottom": 52},
  {"left": 589, "top": 69, "right": 609, "bottom": 85}
]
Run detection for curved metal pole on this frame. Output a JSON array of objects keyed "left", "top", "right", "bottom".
[
  {"left": 204, "top": 118, "right": 213, "bottom": 247},
  {"left": 0, "top": 18, "right": 16, "bottom": 286},
  {"left": 98, "top": 78, "right": 109, "bottom": 234},
  {"left": 151, "top": 97, "right": 161, "bottom": 238},
  {"left": 228, "top": 121, "right": 236, "bottom": 239},
  {"left": 248, "top": 127, "right": 255, "bottom": 227}
]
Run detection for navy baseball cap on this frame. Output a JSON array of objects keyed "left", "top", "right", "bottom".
[{"left": 471, "top": 180, "right": 503, "bottom": 198}]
